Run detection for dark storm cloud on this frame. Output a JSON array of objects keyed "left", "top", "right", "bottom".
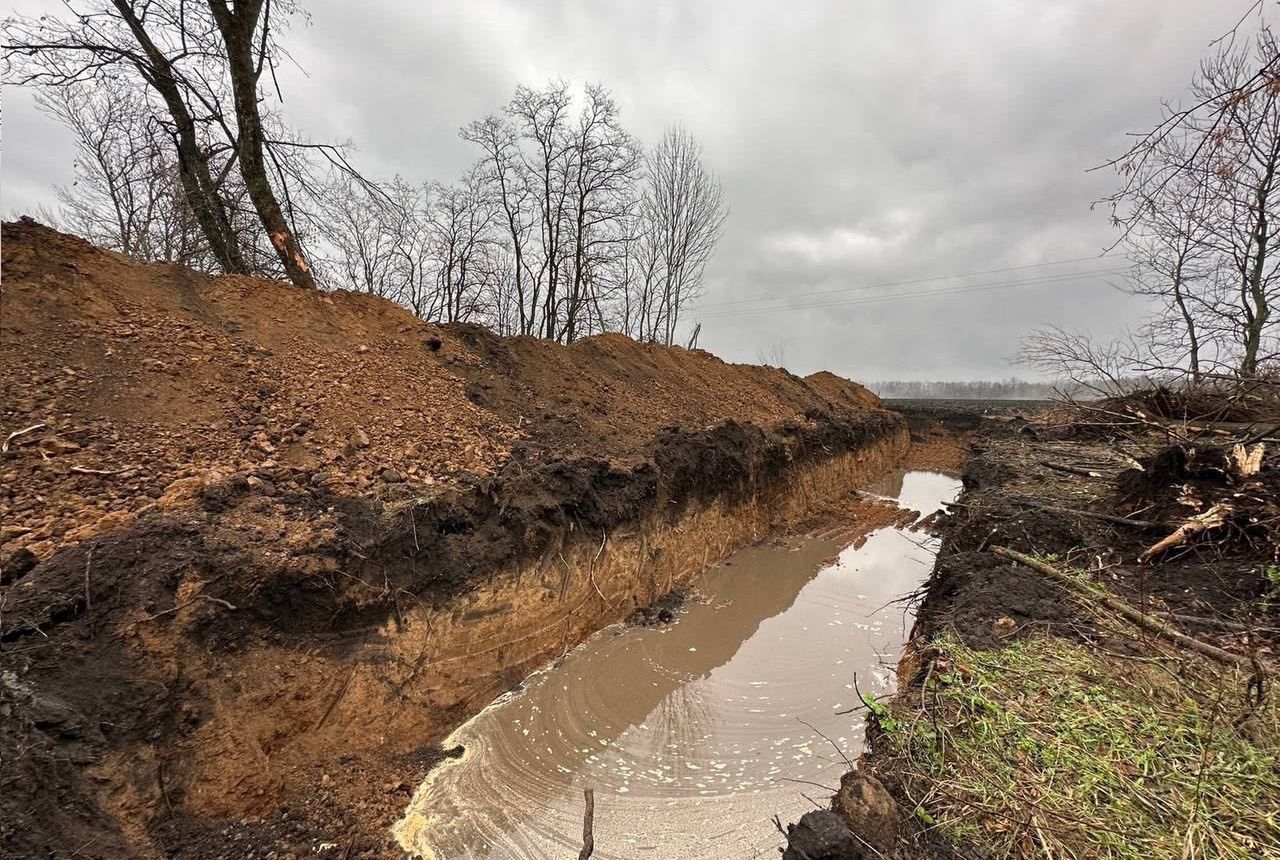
[{"left": 1, "top": 0, "right": 1245, "bottom": 379}]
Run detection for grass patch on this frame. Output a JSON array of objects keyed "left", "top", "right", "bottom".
[{"left": 880, "top": 633, "right": 1280, "bottom": 859}]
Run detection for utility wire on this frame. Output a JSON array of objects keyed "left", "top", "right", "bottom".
[
  {"left": 693, "top": 253, "right": 1117, "bottom": 310},
  {"left": 696, "top": 268, "right": 1129, "bottom": 321}
]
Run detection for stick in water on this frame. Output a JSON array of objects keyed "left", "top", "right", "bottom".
[{"left": 579, "top": 788, "right": 595, "bottom": 860}]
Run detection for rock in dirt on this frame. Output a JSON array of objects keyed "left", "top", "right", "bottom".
[
  {"left": 782, "top": 809, "right": 875, "bottom": 860},
  {"left": 833, "top": 770, "right": 900, "bottom": 854}
]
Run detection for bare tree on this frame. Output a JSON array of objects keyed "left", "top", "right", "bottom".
[
  {"left": 1120, "top": 125, "right": 1220, "bottom": 384},
  {"left": 462, "top": 114, "right": 539, "bottom": 334},
  {"left": 1196, "top": 31, "right": 1280, "bottom": 376},
  {"left": 1015, "top": 326, "right": 1144, "bottom": 398},
  {"left": 1100, "top": 23, "right": 1280, "bottom": 381},
  {"left": 4, "top": 0, "right": 319, "bottom": 288},
  {"left": 428, "top": 168, "right": 500, "bottom": 324},
  {"left": 507, "top": 81, "right": 574, "bottom": 340},
  {"left": 4, "top": 3, "right": 248, "bottom": 273},
  {"left": 35, "top": 79, "right": 206, "bottom": 266},
  {"left": 636, "top": 125, "right": 727, "bottom": 345},
  {"left": 15, "top": 58, "right": 731, "bottom": 349},
  {"left": 206, "top": 0, "right": 315, "bottom": 289},
  {"left": 561, "top": 84, "right": 641, "bottom": 342}
]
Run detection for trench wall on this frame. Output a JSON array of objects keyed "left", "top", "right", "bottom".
[{"left": 172, "top": 422, "right": 909, "bottom": 816}]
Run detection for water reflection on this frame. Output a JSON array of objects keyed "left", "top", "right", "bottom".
[{"left": 396, "top": 470, "right": 961, "bottom": 859}]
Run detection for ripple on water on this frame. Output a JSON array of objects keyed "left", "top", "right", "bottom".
[{"left": 395, "top": 470, "right": 962, "bottom": 860}]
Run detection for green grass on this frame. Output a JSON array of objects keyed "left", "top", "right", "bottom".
[{"left": 877, "top": 633, "right": 1280, "bottom": 859}]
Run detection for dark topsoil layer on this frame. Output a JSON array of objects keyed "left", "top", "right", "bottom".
[
  {"left": 783, "top": 403, "right": 1279, "bottom": 860},
  {"left": 2, "top": 408, "right": 903, "bottom": 860}
]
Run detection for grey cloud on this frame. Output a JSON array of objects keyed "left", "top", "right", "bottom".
[{"left": 1, "top": 0, "right": 1243, "bottom": 380}]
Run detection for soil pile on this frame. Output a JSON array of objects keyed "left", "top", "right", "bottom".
[
  {"left": 2, "top": 217, "right": 870, "bottom": 565},
  {"left": 0, "top": 219, "right": 904, "bottom": 860}
]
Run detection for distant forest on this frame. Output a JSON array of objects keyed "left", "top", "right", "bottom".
[{"left": 870, "top": 379, "right": 1060, "bottom": 400}]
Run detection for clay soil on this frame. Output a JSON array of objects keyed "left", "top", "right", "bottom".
[
  {"left": 0, "top": 221, "right": 905, "bottom": 859},
  {"left": 786, "top": 401, "right": 1280, "bottom": 860}
]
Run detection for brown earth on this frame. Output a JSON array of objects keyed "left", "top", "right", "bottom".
[
  {"left": 0, "top": 220, "right": 902, "bottom": 859},
  {"left": 1, "top": 218, "right": 878, "bottom": 566},
  {"left": 785, "top": 401, "right": 1280, "bottom": 859}
]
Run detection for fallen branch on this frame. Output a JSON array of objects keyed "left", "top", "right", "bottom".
[
  {"left": 1138, "top": 502, "right": 1232, "bottom": 562},
  {"left": 70, "top": 465, "right": 129, "bottom": 476},
  {"left": 991, "top": 545, "right": 1269, "bottom": 674},
  {"left": 1041, "top": 461, "right": 1103, "bottom": 478},
  {"left": 1030, "top": 503, "right": 1168, "bottom": 530},
  {"left": 578, "top": 788, "right": 595, "bottom": 860},
  {"left": 138, "top": 594, "right": 237, "bottom": 622},
  {"left": 3, "top": 422, "right": 46, "bottom": 453},
  {"left": 1152, "top": 611, "right": 1257, "bottom": 633}
]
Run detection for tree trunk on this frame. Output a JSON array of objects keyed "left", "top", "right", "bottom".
[
  {"left": 111, "top": 0, "right": 246, "bottom": 275},
  {"left": 208, "top": 0, "right": 316, "bottom": 290},
  {"left": 1240, "top": 157, "right": 1274, "bottom": 377},
  {"left": 1170, "top": 255, "right": 1202, "bottom": 384}
]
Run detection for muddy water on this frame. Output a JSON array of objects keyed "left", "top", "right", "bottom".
[{"left": 396, "top": 470, "right": 961, "bottom": 859}]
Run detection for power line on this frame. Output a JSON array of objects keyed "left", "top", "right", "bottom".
[
  {"left": 695, "top": 268, "right": 1129, "bottom": 322},
  {"left": 693, "top": 253, "right": 1118, "bottom": 311}
]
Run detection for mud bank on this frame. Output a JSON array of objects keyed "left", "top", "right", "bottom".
[
  {"left": 2, "top": 408, "right": 907, "bottom": 859},
  {"left": 784, "top": 404, "right": 1280, "bottom": 860}
]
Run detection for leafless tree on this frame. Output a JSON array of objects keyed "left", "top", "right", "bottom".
[
  {"left": 312, "top": 173, "right": 403, "bottom": 296},
  {"left": 1015, "top": 326, "right": 1144, "bottom": 398},
  {"left": 1097, "top": 23, "right": 1280, "bottom": 382},
  {"left": 756, "top": 341, "right": 788, "bottom": 368},
  {"left": 633, "top": 125, "right": 727, "bottom": 345},
  {"left": 560, "top": 84, "right": 641, "bottom": 342},
  {"left": 462, "top": 114, "right": 539, "bottom": 334},
  {"left": 35, "top": 79, "right": 207, "bottom": 266},
  {"left": 1195, "top": 31, "right": 1280, "bottom": 376},
  {"left": 206, "top": 0, "right": 315, "bottom": 288},
  {"left": 4, "top": 0, "right": 320, "bottom": 288},
  {"left": 1119, "top": 125, "right": 1219, "bottom": 384},
  {"left": 507, "top": 81, "right": 575, "bottom": 339},
  {"left": 428, "top": 168, "right": 501, "bottom": 324},
  {"left": 16, "top": 56, "right": 729, "bottom": 348}
]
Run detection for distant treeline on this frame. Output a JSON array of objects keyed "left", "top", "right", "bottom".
[{"left": 870, "top": 379, "right": 1060, "bottom": 400}]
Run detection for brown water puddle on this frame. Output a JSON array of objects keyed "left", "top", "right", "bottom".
[{"left": 396, "top": 470, "right": 961, "bottom": 859}]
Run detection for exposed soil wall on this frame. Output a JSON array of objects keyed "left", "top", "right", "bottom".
[{"left": 1, "top": 221, "right": 905, "bottom": 859}]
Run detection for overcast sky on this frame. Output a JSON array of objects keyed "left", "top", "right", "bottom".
[{"left": 2, "top": 1, "right": 1247, "bottom": 380}]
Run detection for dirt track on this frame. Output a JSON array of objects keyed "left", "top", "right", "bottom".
[{"left": 0, "top": 221, "right": 906, "bottom": 859}]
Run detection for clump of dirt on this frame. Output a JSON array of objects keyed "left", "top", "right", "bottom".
[
  {"left": 0, "top": 220, "right": 905, "bottom": 860},
  {"left": 626, "top": 588, "right": 688, "bottom": 626},
  {"left": 1114, "top": 441, "right": 1280, "bottom": 563}
]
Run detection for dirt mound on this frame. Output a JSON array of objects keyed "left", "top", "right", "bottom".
[
  {"left": 0, "top": 218, "right": 875, "bottom": 566},
  {"left": 804, "top": 370, "right": 882, "bottom": 410},
  {"left": 0, "top": 220, "right": 903, "bottom": 859}
]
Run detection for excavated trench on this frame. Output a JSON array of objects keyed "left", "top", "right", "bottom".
[
  {"left": 395, "top": 468, "right": 961, "bottom": 859},
  {"left": 3, "top": 410, "right": 912, "bottom": 859}
]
